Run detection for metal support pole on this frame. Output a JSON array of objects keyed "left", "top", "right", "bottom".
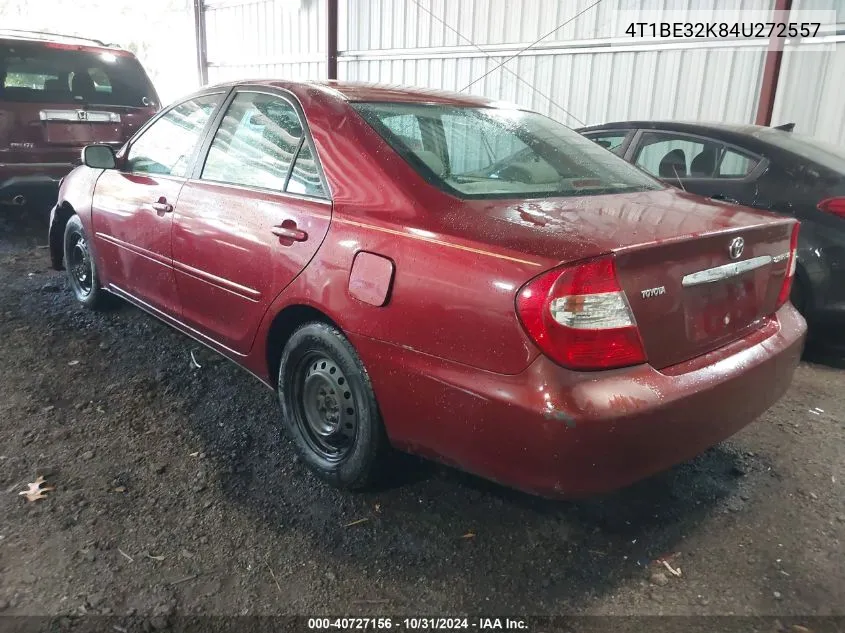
[
  {"left": 193, "top": 0, "right": 209, "bottom": 86},
  {"left": 755, "top": 0, "right": 792, "bottom": 126},
  {"left": 327, "top": 0, "right": 338, "bottom": 80}
]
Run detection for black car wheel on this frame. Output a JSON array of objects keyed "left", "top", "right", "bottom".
[
  {"left": 278, "top": 322, "right": 389, "bottom": 489},
  {"left": 63, "top": 215, "right": 114, "bottom": 310},
  {"left": 790, "top": 275, "right": 807, "bottom": 317}
]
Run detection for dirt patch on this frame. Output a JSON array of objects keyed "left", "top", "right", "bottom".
[{"left": 0, "top": 209, "right": 843, "bottom": 620}]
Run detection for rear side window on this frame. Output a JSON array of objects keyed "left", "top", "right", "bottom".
[
  {"left": 718, "top": 149, "right": 759, "bottom": 177},
  {"left": 0, "top": 42, "right": 157, "bottom": 107},
  {"left": 201, "top": 91, "right": 326, "bottom": 198},
  {"left": 381, "top": 113, "right": 423, "bottom": 151},
  {"left": 286, "top": 144, "right": 325, "bottom": 197},
  {"left": 634, "top": 132, "right": 759, "bottom": 179},
  {"left": 126, "top": 94, "right": 220, "bottom": 177}
]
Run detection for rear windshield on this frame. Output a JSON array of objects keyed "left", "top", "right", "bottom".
[
  {"left": 754, "top": 128, "right": 845, "bottom": 175},
  {"left": 0, "top": 42, "right": 157, "bottom": 107},
  {"left": 353, "top": 103, "right": 663, "bottom": 199}
]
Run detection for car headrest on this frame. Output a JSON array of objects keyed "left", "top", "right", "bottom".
[
  {"left": 690, "top": 148, "right": 718, "bottom": 177},
  {"left": 71, "top": 72, "right": 96, "bottom": 97},
  {"left": 658, "top": 148, "right": 687, "bottom": 178}
]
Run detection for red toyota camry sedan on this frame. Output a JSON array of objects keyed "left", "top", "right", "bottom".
[{"left": 48, "top": 80, "right": 806, "bottom": 498}]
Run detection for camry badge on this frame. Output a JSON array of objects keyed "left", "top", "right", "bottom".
[{"left": 729, "top": 237, "right": 745, "bottom": 260}]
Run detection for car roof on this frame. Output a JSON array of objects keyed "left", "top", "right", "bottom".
[
  {"left": 576, "top": 119, "right": 812, "bottom": 156},
  {"left": 0, "top": 29, "right": 125, "bottom": 53},
  {"left": 204, "top": 79, "right": 504, "bottom": 107},
  {"left": 577, "top": 120, "right": 770, "bottom": 136}
]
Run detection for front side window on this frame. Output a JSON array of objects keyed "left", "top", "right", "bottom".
[
  {"left": 634, "top": 132, "right": 759, "bottom": 179},
  {"left": 353, "top": 103, "right": 662, "bottom": 199},
  {"left": 202, "top": 92, "right": 304, "bottom": 192},
  {"left": 126, "top": 94, "right": 220, "bottom": 176}
]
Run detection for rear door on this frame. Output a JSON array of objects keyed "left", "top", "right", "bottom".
[
  {"left": 172, "top": 89, "right": 332, "bottom": 355},
  {"left": 0, "top": 40, "right": 159, "bottom": 170},
  {"left": 93, "top": 93, "right": 223, "bottom": 316},
  {"left": 629, "top": 130, "right": 763, "bottom": 207}
]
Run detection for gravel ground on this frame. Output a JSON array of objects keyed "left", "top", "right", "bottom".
[{"left": 1, "top": 209, "right": 844, "bottom": 625}]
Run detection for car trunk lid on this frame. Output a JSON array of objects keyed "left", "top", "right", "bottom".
[
  {"left": 35, "top": 103, "right": 153, "bottom": 146},
  {"left": 39, "top": 107, "right": 123, "bottom": 144},
  {"left": 614, "top": 222, "right": 794, "bottom": 369},
  {"left": 454, "top": 188, "right": 796, "bottom": 369},
  {"left": 2, "top": 100, "right": 156, "bottom": 167}
]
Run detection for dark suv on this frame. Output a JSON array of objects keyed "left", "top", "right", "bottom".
[{"left": 1, "top": 29, "right": 159, "bottom": 211}]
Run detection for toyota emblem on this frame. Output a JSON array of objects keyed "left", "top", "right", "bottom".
[{"left": 729, "top": 237, "right": 745, "bottom": 260}]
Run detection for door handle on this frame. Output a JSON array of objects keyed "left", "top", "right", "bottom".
[
  {"left": 271, "top": 224, "right": 308, "bottom": 242},
  {"left": 711, "top": 194, "right": 739, "bottom": 205},
  {"left": 151, "top": 200, "right": 173, "bottom": 213}
]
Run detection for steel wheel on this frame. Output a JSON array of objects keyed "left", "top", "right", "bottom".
[
  {"left": 292, "top": 352, "right": 358, "bottom": 462},
  {"left": 278, "top": 321, "right": 390, "bottom": 489},
  {"left": 63, "top": 214, "right": 115, "bottom": 311},
  {"left": 67, "top": 232, "right": 93, "bottom": 297}
]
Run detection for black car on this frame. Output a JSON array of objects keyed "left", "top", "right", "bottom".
[{"left": 578, "top": 120, "right": 845, "bottom": 331}]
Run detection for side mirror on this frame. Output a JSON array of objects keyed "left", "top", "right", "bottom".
[{"left": 82, "top": 144, "right": 116, "bottom": 169}]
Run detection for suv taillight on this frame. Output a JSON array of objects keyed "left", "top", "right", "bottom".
[
  {"left": 516, "top": 256, "right": 647, "bottom": 371},
  {"left": 776, "top": 223, "right": 801, "bottom": 310}
]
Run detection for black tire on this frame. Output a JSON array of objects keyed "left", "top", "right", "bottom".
[
  {"left": 278, "top": 322, "right": 389, "bottom": 490},
  {"left": 63, "top": 214, "right": 114, "bottom": 310}
]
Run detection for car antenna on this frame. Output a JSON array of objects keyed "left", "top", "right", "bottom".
[
  {"left": 772, "top": 122, "right": 795, "bottom": 132},
  {"left": 672, "top": 166, "right": 687, "bottom": 192}
]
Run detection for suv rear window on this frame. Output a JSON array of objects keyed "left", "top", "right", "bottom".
[
  {"left": 0, "top": 42, "right": 157, "bottom": 107},
  {"left": 353, "top": 103, "right": 662, "bottom": 199}
]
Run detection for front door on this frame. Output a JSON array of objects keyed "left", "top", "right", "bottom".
[
  {"left": 92, "top": 94, "right": 221, "bottom": 316},
  {"left": 172, "top": 90, "right": 332, "bottom": 355}
]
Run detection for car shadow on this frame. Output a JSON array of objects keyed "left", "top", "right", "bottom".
[
  {"left": 0, "top": 204, "right": 52, "bottom": 252},
  {"left": 803, "top": 328, "right": 845, "bottom": 369},
  {"left": 2, "top": 213, "right": 750, "bottom": 614},
  {"left": 186, "top": 359, "right": 749, "bottom": 612}
]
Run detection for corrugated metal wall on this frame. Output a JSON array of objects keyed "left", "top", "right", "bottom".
[
  {"left": 338, "top": 0, "right": 774, "bottom": 127},
  {"left": 200, "top": 0, "right": 845, "bottom": 144},
  {"left": 770, "top": 0, "right": 845, "bottom": 145},
  {"left": 204, "top": 0, "right": 327, "bottom": 84}
]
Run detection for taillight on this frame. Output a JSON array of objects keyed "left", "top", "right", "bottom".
[
  {"left": 776, "top": 223, "right": 800, "bottom": 309},
  {"left": 818, "top": 197, "right": 845, "bottom": 219},
  {"left": 516, "top": 256, "right": 647, "bottom": 371}
]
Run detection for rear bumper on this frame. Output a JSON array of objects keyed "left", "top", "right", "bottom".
[
  {"left": 0, "top": 163, "right": 74, "bottom": 206},
  {"left": 352, "top": 303, "right": 806, "bottom": 498}
]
